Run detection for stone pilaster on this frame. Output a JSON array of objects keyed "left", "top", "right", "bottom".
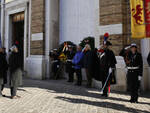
[{"left": 31, "top": 0, "right": 45, "bottom": 55}]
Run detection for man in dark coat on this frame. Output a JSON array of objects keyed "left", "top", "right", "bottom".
[
  {"left": 0, "top": 48, "right": 8, "bottom": 97},
  {"left": 83, "top": 44, "right": 95, "bottom": 88},
  {"left": 99, "top": 41, "right": 117, "bottom": 97},
  {"left": 147, "top": 52, "right": 150, "bottom": 66},
  {"left": 65, "top": 45, "right": 75, "bottom": 82},
  {"left": 1, "top": 48, "right": 8, "bottom": 94},
  {"left": 126, "top": 43, "right": 143, "bottom": 103},
  {"left": 9, "top": 44, "right": 23, "bottom": 99}
]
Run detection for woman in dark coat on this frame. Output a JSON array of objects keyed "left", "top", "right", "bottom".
[
  {"left": 9, "top": 45, "right": 22, "bottom": 99},
  {"left": 0, "top": 48, "right": 8, "bottom": 97}
]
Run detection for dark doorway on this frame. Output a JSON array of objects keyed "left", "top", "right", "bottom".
[{"left": 12, "top": 20, "right": 24, "bottom": 70}]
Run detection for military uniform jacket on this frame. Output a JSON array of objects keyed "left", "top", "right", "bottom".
[
  {"left": 99, "top": 49, "right": 117, "bottom": 83},
  {"left": 127, "top": 51, "right": 143, "bottom": 76}
]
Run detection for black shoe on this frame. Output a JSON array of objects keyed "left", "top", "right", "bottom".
[
  {"left": 86, "top": 84, "right": 92, "bottom": 88},
  {"left": 101, "top": 94, "right": 108, "bottom": 97},
  {"left": 2, "top": 95, "right": 6, "bottom": 97},
  {"left": 130, "top": 99, "right": 135, "bottom": 103},
  {"left": 67, "top": 80, "right": 73, "bottom": 83},
  {"left": 75, "top": 83, "right": 81, "bottom": 86},
  {"left": 135, "top": 100, "right": 139, "bottom": 103}
]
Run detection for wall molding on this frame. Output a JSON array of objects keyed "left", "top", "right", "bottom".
[
  {"left": 99, "top": 24, "right": 122, "bottom": 35},
  {"left": 31, "top": 33, "right": 43, "bottom": 41}
]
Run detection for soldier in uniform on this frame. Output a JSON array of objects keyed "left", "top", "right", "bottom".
[
  {"left": 99, "top": 41, "right": 117, "bottom": 97},
  {"left": 65, "top": 45, "right": 75, "bottom": 82},
  {"left": 127, "top": 43, "right": 143, "bottom": 103}
]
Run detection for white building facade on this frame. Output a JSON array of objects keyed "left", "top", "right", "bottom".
[{"left": 1, "top": 0, "right": 150, "bottom": 91}]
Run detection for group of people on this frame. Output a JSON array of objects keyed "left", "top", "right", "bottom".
[
  {"left": 50, "top": 33, "right": 147, "bottom": 103},
  {"left": 50, "top": 36, "right": 117, "bottom": 98},
  {"left": 0, "top": 41, "right": 22, "bottom": 99}
]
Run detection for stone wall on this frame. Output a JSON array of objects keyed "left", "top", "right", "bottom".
[
  {"left": 100, "top": 0, "right": 123, "bottom": 25},
  {"left": 99, "top": 0, "right": 141, "bottom": 55},
  {"left": 31, "top": 0, "right": 45, "bottom": 55}
]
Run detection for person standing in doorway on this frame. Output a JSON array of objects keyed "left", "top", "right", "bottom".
[
  {"left": 72, "top": 45, "right": 84, "bottom": 86},
  {"left": 9, "top": 43, "right": 23, "bottom": 99},
  {"left": 126, "top": 43, "right": 143, "bottom": 103}
]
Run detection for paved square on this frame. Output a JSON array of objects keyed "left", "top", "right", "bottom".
[{"left": 0, "top": 78, "right": 150, "bottom": 113}]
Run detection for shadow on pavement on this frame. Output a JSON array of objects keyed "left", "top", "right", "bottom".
[
  {"left": 22, "top": 78, "right": 150, "bottom": 111},
  {"left": 55, "top": 96, "right": 150, "bottom": 113}
]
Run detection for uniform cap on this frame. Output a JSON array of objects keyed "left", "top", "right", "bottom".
[
  {"left": 104, "top": 41, "right": 112, "bottom": 46},
  {"left": 130, "top": 43, "right": 137, "bottom": 48},
  {"left": 104, "top": 33, "right": 109, "bottom": 37}
]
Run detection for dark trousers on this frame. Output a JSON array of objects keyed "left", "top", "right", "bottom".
[
  {"left": 126, "top": 74, "right": 130, "bottom": 92},
  {"left": 85, "top": 69, "right": 92, "bottom": 87},
  {"left": 128, "top": 71, "right": 139, "bottom": 101},
  {"left": 1, "top": 84, "right": 4, "bottom": 91},
  {"left": 68, "top": 72, "right": 74, "bottom": 82},
  {"left": 0, "top": 85, "right": 2, "bottom": 96},
  {"left": 11, "top": 87, "right": 17, "bottom": 97},
  {"left": 102, "top": 79, "right": 109, "bottom": 95},
  {"left": 0, "top": 85, "right": 5, "bottom": 96},
  {"left": 75, "top": 69, "right": 82, "bottom": 85}
]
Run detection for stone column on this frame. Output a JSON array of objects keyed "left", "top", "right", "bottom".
[
  {"left": 1, "top": 0, "right": 5, "bottom": 46},
  {"left": 141, "top": 39, "right": 150, "bottom": 90},
  {"left": 26, "top": 0, "right": 46, "bottom": 79},
  {"left": 45, "top": 0, "right": 59, "bottom": 78}
]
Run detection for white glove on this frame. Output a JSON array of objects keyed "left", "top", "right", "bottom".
[
  {"left": 138, "top": 76, "right": 142, "bottom": 81},
  {"left": 109, "top": 68, "right": 112, "bottom": 74}
]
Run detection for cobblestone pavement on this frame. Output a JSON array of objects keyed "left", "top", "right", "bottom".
[{"left": 0, "top": 78, "right": 150, "bottom": 113}]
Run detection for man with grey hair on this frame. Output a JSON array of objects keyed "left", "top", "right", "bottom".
[
  {"left": 72, "top": 45, "right": 84, "bottom": 86},
  {"left": 83, "top": 44, "right": 94, "bottom": 88}
]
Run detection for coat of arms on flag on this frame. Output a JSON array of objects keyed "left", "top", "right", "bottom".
[
  {"left": 130, "top": 0, "right": 150, "bottom": 38},
  {"left": 130, "top": 0, "right": 146, "bottom": 38}
]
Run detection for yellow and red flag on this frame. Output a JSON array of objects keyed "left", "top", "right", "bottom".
[
  {"left": 145, "top": 0, "right": 150, "bottom": 37},
  {"left": 130, "top": 0, "right": 146, "bottom": 38}
]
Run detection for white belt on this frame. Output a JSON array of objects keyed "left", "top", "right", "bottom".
[
  {"left": 127, "top": 67, "right": 139, "bottom": 70},
  {"left": 52, "top": 60, "right": 58, "bottom": 63},
  {"left": 67, "top": 59, "right": 72, "bottom": 62}
]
